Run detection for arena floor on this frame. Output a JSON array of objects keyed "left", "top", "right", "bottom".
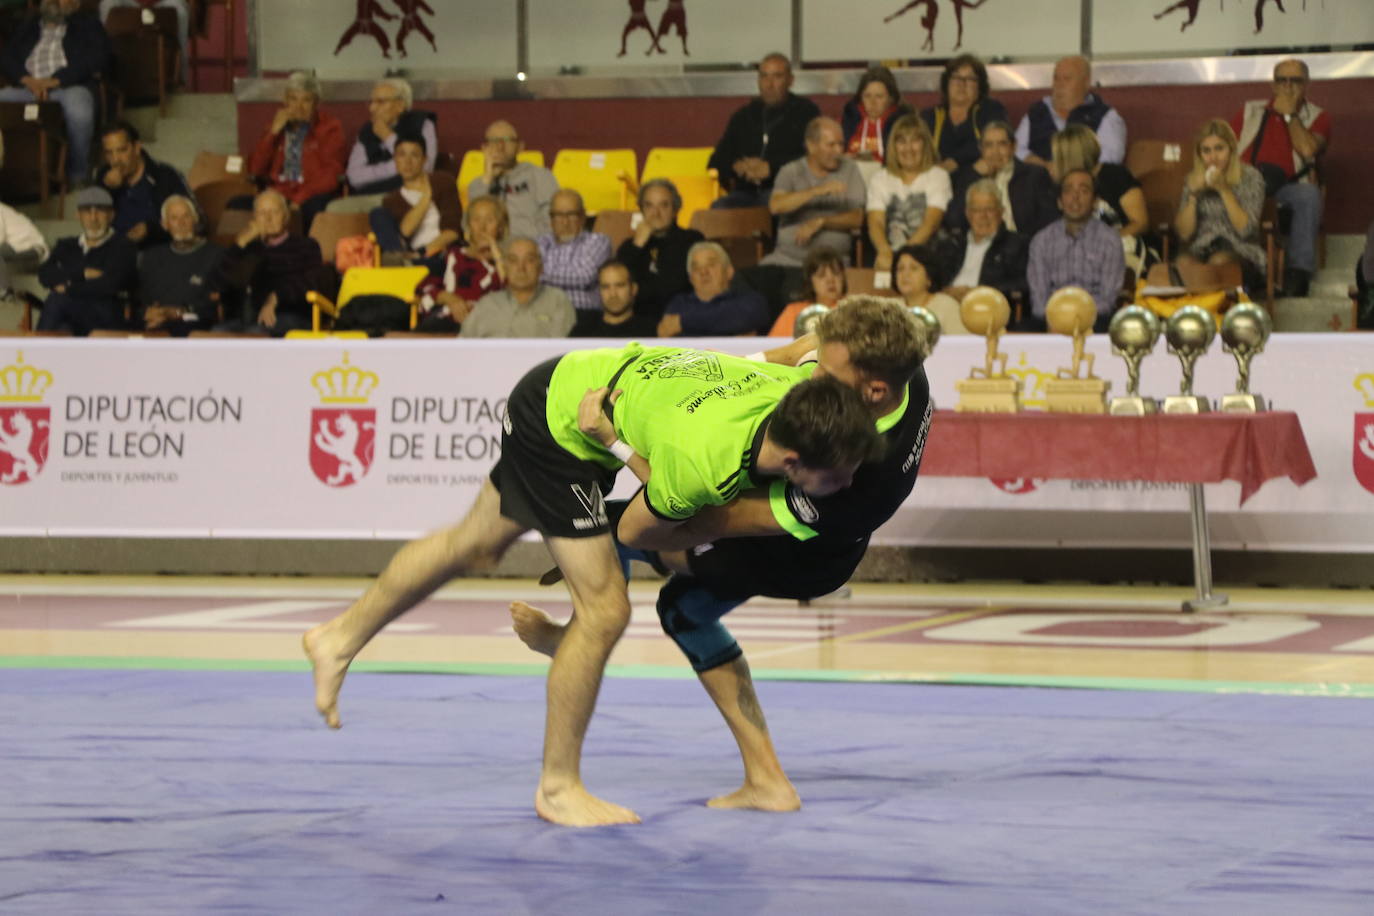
[{"left": 5, "top": 576, "right": 1374, "bottom": 912}]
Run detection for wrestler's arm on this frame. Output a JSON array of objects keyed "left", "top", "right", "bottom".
[{"left": 756, "top": 333, "right": 817, "bottom": 367}]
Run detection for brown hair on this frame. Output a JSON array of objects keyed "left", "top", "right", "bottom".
[
  {"left": 885, "top": 114, "right": 936, "bottom": 176},
  {"left": 769, "top": 375, "right": 886, "bottom": 469},
  {"left": 802, "top": 246, "right": 846, "bottom": 301},
  {"left": 851, "top": 65, "right": 902, "bottom": 114},
  {"left": 816, "top": 295, "right": 925, "bottom": 388},
  {"left": 1051, "top": 124, "right": 1100, "bottom": 181}
]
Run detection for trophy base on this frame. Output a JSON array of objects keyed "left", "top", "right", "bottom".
[
  {"left": 1046, "top": 378, "right": 1111, "bottom": 414},
  {"left": 1109, "top": 396, "right": 1159, "bottom": 416},
  {"left": 1162, "top": 395, "right": 1212, "bottom": 414},
  {"left": 1219, "top": 392, "right": 1266, "bottom": 413},
  {"left": 956, "top": 378, "right": 1020, "bottom": 413}
]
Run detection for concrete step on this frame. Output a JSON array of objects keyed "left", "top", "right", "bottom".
[
  {"left": 165, "top": 92, "right": 235, "bottom": 121},
  {"left": 1323, "top": 232, "right": 1365, "bottom": 270},
  {"left": 1272, "top": 295, "right": 1357, "bottom": 332}
]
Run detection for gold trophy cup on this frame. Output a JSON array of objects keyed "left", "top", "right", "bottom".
[
  {"left": 1219, "top": 303, "right": 1273, "bottom": 413},
  {"left": 907, "top": 304, "right": 942, "bottom": 360},
  {"left": 1108, "top": 305, "right": 1162, "bottom": 416},
  {"left": 956, "top": 286, "right": 1020, "bottom": 412},
  {"left": 1162, "top": 305, "right": 1216, "bottom": 414},
  {"left": 1044, "top": 286, "right": 1110, "bottom": 413}
]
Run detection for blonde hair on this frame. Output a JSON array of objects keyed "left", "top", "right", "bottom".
[
  {"left": 885, "top": 114, "right": 936, "bottom": 177},
  {"left": 464, "top": 195, "right": 509, "bottom": 240},
  {"left": 1190, "top": 119, "right": 1243, "bottom": 188},
  {"left": 1051, "top": 124, "right": 1100, "bottom": 180}
]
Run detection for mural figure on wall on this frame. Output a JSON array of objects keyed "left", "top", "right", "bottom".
[
  {"left": 655, "top": 0, "right": 689, "bottom": 56},
  {"left": 884, "top": 0, "right": 986, "bottom": 52},
  {"left": 335, "top": 0, "right": 396, "bottom": 58},
  {"left": 620, "top": 0, "right": 666, "bottom": 56},
  {"left": 1153, "top": 0, "right": 1305, "bottom": 33},
  {"left": 395, "top": 0, "right": 437, "bottom": 56}
]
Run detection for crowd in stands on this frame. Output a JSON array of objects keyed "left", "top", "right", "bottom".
[{"left": 0, "top": 11, "right": 1340, "bottom": 338}]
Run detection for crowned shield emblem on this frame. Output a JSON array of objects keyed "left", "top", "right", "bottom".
[
  {"left": 309, "top": 407, "right": 375, "bottom": 487},
  {"left": 1354, "top": 413, "right": 1374, "bottom": 496},
  {"left": 0, "top": 406, "right": 49, "bottom": 485}
]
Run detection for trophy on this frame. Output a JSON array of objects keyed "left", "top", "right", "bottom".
[
  {"left": 955, "top": 286, "right": 1020, "bottom": 412},
  {"left": 1108, "top": 306, "right": 1162, "bottom": 416},
  {"left": 793, "top": 304, "right": 831, "bottom": 338},
  {"left": 1043, "top": 286, "right": 1110, "bottom": 413},
  {"left": 907, "top": 304, "right": 941, "bottom": 360},
  {"left": 1218, "top": 303, "right": 1273, "bottom": 413},
  {"left": 1162, "top": 305, "right": 1216, "bottom": 414}
]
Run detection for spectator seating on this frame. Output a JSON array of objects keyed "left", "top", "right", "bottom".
[
  {"left": 306, "top": 264, "right": 428, "bottom": 332},
  {"left": 309, "top": 211, "right": 373, "bottom": 270},
  {"left": 104, "top": 6, "right": 180, "bottom": 115},
  {"left": 591, "top": 209, "right": 635, "bottom": 250},
  {"left": 627, "top": 147, "right": 719, "bottom": 227},
  {"left": 0, "top": 102, "right": 68, "bottom": 216},
  {"left": 195, "top": 176, "right": 257, "bottom": 243},
  {"left": 551, "top": 148, "right": 637, "bottom": 215},
  {"left": 688, "top": 206, "right": 772, "bottom": 268},
  {"left": 456, "top": 149, "right": 545, "bottom": 207},
  {"left": 188, "top": 149, "right": 247, "bottom": 189},
  {"left": 844, "top": 267, "right": 880, "bottom": 296}
]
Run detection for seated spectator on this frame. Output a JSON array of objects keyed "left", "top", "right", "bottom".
[
  {"left": 867, "top": 114, "right": 951, "bottom": 271},
  {"left": 920, "top": 54, "right": 1008, "bottom": 173},
  {"left": 0, "top": 0, "right": 109, "bottom": 179},
  {"left": 346, "top": 77, "right": 437, "bottom": 195},
  {"left": 893, "top": 244, "right": 965, "bottom": 334},
  {"left": 100, "top": 0, "right": 188, "bottom": 83},
  {"left": 746, "top": 116, "right": 865, "bottom": 314},
  {"left": 538, "top": 189, "right": 612, "bottom": 314},
  {"left": 615, "top": 178, "right": 703, "bottom": 322},
  {"left": 1051, "top": 124, "right": 1151, "bottom": 277},
  {"left": 369, "top": 133, "right": 460, "bottom": 274},
  {"left": 1174, "top": 119, "right": 1266, "bottom": 295},
  {"left": 937, "top": 179, "right": 1029, "bottom": 308},
  {"left": 1015, "top": 55, "right": 1126, "bottom": 170},
  {"left": 572, "top": 260, "right": 658, "bottom": 338},
  {"left": 137, "top": 194, "right": 224, "bottom": 335},
  {"left": 415, "top": 195, "right": 508, "bottom": 333},
  {"left": 661, "top": 241, "right": 767, "bottom": 337},
  {"left": 461, "top": 237, "right": 574, "bottom": 338},
  {"left": 1231, "top": 58, "right": 1329, "bottom": 296},
  {"left": 769, "top": 246, "right": 846, "bottom": 337},
  {"left": 248, "top": 71, "right": 346, "bottom": 232},
  {"left": 215, "top": 190, "right": 323, "bottom": 336},
  {"left": 35, "top": 186, "right": 136, "bottom": 335},
  {"left": 708, "top": 53, "right": 820, "bottom": 209},
  {"left": 93, "top": 120, "right": 192, "bottom": 250},
  {"left": 841, "top": 66, "right": 913, "bottom": 163},
  {"left": 1027, "top": 169, "right": 1125, "bottom": 332},
  {"left": 0, "top": 199, "right": 49, "bottom": 294},
  {"left": 1357, "top": 219, "right": 1374, "bottom": 329},
  {"left": 465, "top": 120, "right": 558, "bottom": 240},
  {"left": 945, "top": 120, "right": 1058, "bottom": 236}
]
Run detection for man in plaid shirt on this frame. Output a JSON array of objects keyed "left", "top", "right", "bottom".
[
  {"left": 1025, "top": 168, "right": 1124, "bottom": 333},
  {"left": 537, "top": 189, "right": 612, "bottom": 314}
]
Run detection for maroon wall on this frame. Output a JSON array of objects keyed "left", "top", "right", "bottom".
[{"left": 236, "top": 77, "right": 1374, "bottom": 232}]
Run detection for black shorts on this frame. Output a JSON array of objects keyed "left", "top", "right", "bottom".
[
  {"left": 685, "top": 534, "right": 865, "bottom": 602},
  {"left": 489, "top": 357, "right": 619, "bottom": 539}
]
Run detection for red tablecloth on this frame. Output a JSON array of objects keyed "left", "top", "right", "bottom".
[{"left": 919, "top": 410, "right": 1317, "bottom": 505}]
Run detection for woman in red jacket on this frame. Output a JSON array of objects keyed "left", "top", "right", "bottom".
[{"left": 248, "top": 71, "right": 346, "bottom": 232}]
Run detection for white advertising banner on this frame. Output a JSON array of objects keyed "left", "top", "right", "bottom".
[
  {"left": 0, "top": 334, "right": 1370, "bottom": 551},
  {"left": 1094, "top": 0, "right": 1374, "bottom": 58}
]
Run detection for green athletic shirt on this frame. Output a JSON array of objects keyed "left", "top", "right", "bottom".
[{"left": 547, "top": 343, "right": 813, "bottom": 523}]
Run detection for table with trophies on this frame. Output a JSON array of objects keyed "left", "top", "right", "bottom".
[{"left": 913, "top": 287, "right": 1318, "bottom": 613}]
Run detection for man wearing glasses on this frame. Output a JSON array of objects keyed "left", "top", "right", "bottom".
[
  {"left": 537, "top": 189, "right": 612, "bottom": 315},
  {"left": 346, "top": 77, "right": 438, "bottom": 195},
  {"left": 1232, "top": 58, "right": 1330, "bottom": 297},
  {"left": 467, "top": 120, "right": 560, "bottom": 240}
]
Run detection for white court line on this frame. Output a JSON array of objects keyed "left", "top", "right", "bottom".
[{"left": 107, "top": 600, "right": 433, "bottom": 632}]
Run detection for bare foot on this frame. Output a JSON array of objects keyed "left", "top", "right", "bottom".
[
  {"left": 707, "top": 780, "right": 801, "bottom": 812},
  {"left": 535, "top": 782, "right": 641, "bottom": 827},
  {"left": 302, "top": 624, "right": 351, "bottom": 729},
  {"left": 509, "top": 601, "right": 566, "bottom": 658}
]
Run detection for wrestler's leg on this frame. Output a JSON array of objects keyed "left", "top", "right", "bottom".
[
  {"left": 534, "top": 532, "right": 639, "bottom": 826},
  {"left": 304, "top": 479, "right": 525, "bottom": 728}
]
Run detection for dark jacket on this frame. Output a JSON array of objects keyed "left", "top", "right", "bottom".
[
  {"left": 919, "top": 98, "right": 1010, "bottom": 170},
  {"left": 1024, "top": 93, "right": 1112, "bottom": 162},
  {"left": 90, "top": 150, "right": 192, "bottom": 249},
  {"left": 708, "top": 93, "right": 820, "bottom": 194},
  {"left": 38, "top": 232, "right": 138, "bottom": 310},
  {"left": 615, "top": 223, "right": 704, "bottom": 321},
  {"left": 0, "top": 11, "right": 110, "bottom": 88},
  {"left": 945, "top": 159, "right": 1059, "bottom": 238},
  {"left": 936, "top": 225, "right": 1029, "bottom": 307},
  {"left": 216, "top": 234, "right": 323, "bottom": 317},
  {"left": 352, "top": 109, "right": 438, "bottom": 194}
]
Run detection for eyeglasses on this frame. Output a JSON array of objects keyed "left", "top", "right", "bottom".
[
  {"left": 948, "top": 74, "right": 979, "bottom": 84},
  {"left": 1273, "top": 76, "right": 1306, "bottom": 86}
]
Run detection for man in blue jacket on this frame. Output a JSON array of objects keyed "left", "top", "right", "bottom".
[{"left": 0, "top": 0, "right": 110, "bottom": 179}]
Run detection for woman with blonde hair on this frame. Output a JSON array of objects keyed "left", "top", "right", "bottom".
[
  {"left": 1052, "top": 124, "right": 1151, "bottom": 274},
  {"left": 866, "top": 114, "right": 951, "bottom": 271},
  {"left": 1174, "top": 118, "right": 1266, "bottom": 292}
]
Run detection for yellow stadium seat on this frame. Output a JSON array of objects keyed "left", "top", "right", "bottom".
[
  {"left": 456, "top": 150, "right": 546, "bottom": 208},
  {"left": 307, "top": 265, "right": 430, "bottom": 332},
  {"left": 638, "top": 147, "right": 719, "bottom": 228},
  {"left": 552, "top": 149, "right": 638, "bottom": 215}
]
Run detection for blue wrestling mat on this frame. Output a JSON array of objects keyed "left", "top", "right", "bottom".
[{"left": 4, "top": 669, "right": 1374, "bottom": 914}]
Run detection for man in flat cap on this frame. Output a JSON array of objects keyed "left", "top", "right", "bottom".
[{"left": 36, "top": 186, "right": 138, "bottom": 334}]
